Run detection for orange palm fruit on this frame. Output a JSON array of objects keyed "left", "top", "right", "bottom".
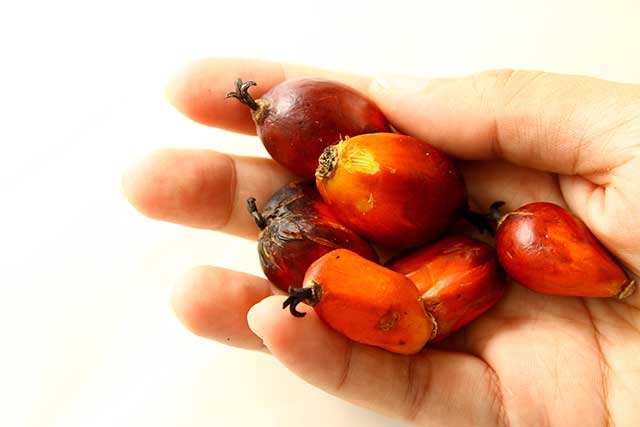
[
  {"left": 494, "top": 202, "right": 636, "bottom": 298},
  {"left": 249, "top": 181, "right": 379, "bottom": 292},
  {"left": 315, "top": 133, "right": 467, "bottom": 249},
  {"left": 387, "top": 235, "right": 505, "bottom": 342},
  {"left": 284, "top": 249, "right": 435, "bottom": 355}
]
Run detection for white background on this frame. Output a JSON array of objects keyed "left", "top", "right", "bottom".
[{"left": 1, "top": 1, "right": 639, "bottom": 426}]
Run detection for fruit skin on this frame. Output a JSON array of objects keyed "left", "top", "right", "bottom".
[
  {"left": 387, "top": 235, "right": 505, "bottom": 342},
  {"left": 228, "top": 77, "right": 389, "bottom": 179},
  {"left": 495, "top": 202, "right": 635, "bottom": 298},
  {"left": 286, "top": 249, "right": 434, "bottom": 355},
  {"left": 315, "top": 133, "right": 467, "bottom": 249},
  {"left": 252, "top": 181, "right": 379, "bottom": 292}
]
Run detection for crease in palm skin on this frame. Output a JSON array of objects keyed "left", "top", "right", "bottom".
[{"left": 122, "top": 57, "right": 640, "bottom": 427}]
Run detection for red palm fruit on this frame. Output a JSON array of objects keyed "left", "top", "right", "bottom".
[
  {"left": 315, "top": 133, "right": 467, "bottom": 249},
  {"left": 387, "top": 235, "right": 505, "bottom": 342},
  {"left": 284, "top": 249, "right": 435, "bottom": 355},
  {"left": 494, "top": 202, "right": 636, "bottom": 298},
  {"left": 226, "top": 77, "right": 389, "bottom": 179},
  {"left": 249, "top": 181, "right": 379, "bottom": 292}
]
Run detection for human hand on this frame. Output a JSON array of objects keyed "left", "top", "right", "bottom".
[{"left": 122, "top": 57, "right": 640, "bottom": 426}]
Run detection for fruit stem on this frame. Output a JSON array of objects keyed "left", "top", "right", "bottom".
[
  {"left": 488, "top": 201, "right": 506, "bottom": 221},
  {"left": 283, "top": 280, "right": 323, "bottom": 317},
  {"left": 246, "top": 197, "right": 267, "bottom": 230},
  {"left": 462, "top": 201, "right": 505, "bottom": 236},
  {"left": 225, "top": 78, "right": 260, "bottom": 111}
]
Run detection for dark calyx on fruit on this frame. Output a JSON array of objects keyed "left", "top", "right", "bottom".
[
  {"left": 225, "top": 78, "right": 269, "bottom": 123},
  {"left": 461, "top": 201, "right": 505, "bottom": 236},
  {"left": 283, "top": 282, "right": 323, "bottom": 318},
  {"left": 316, "top": 144, "right": 338, "bottom": 179}
]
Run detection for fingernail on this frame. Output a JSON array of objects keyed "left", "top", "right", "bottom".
[
  {"left": 164, "top": 60, "right": 196, "bottom": 106},
  {"left": 247, "top": 302, "right": 267, "bottom": 339},
  {"left": 370, "top": 73, "right": 431, "bottom": 92}
]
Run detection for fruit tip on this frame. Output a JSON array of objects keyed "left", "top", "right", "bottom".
[
  {"left": 425, "top": 308, "right": 438, "bottom": 342},
  {"left": 617, "top": 279, "right": 637, "bottom": 299}
]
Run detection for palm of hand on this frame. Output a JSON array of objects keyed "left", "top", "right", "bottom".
[
  {"left": 318, "top": 159, "right": 640, "bottom": 426},
  {"left": 450, "top": 277, "right": 638, "bottom": 426},
  {"left": 437, "top": 155, "right": 640, "bottom": 426}
]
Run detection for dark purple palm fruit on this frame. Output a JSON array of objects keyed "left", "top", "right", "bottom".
[{"left": 227, "top": 77, "right": 390, "bottom": 178}]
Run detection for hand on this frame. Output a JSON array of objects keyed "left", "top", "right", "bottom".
[{"left": 122, "top": 58, "right": 640, "bottom": 426}]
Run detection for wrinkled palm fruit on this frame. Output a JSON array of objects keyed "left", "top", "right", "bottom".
[{"left": 249, "top": 181, "right": 378, "bottom": 291}]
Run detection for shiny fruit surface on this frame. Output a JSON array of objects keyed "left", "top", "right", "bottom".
[
  {"left": 387, "top": 235, "right": 505, "bottom": 341},
  {"left": 315, "top": 133, "right": 467, "bottom": 249},
  {"left": 252, "top": 181, "right": 378, "bottom": 292},
  {"left": 495, "top": 202, "right": 635, "bottom": 298},
  {"left": 285, "top": 249, "right": 434, "bottom": 355},
  {"left": 227, "top": 77, "right": 389, "bottom": 178}
]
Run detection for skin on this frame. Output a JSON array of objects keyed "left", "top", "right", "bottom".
[{"left": 122, "top": 57, "right": 640, "bottom": 426}]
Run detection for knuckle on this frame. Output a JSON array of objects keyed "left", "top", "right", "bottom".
[{"left": 403, "top": 355, "right": 431, "bottom": 422}]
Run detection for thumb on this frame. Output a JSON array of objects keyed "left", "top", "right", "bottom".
[
  {"left": 246, "top": 296, "right": 507, "bottom": 426},
  {"left": 368, "top": 70, "right": 640, "bottom": 176}
]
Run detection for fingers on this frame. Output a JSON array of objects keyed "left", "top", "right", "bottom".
[
  {"left": 559, "top": 170, "right": 640, "bottom": 272},
  {"left": 247, "top": 296, "right": 509, "bottom": 427},
  {"left": 165, "top": 57, "right": 369, "bottom": 134},
  {"left": 165, "top": 57, "right": 640, "bottom": 179},
  {"left": 120, "top": 138, "right": 568, "bottom": 246},
  {"left": 171, "top": 265, "right": 278, "bottom": 351},
  {"left": 121, "top": 148, "right": 293, "bottom": 239},
  {"left": 369, "top": 70, "right": 640, "bottom": 176}
]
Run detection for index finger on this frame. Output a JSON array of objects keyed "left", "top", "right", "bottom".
[
  {"left": 368, "top": 70, "right": 640, "bottom": 175},
  {"left": 165, "top": 57, "right": 371, "bottom": 134}
]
